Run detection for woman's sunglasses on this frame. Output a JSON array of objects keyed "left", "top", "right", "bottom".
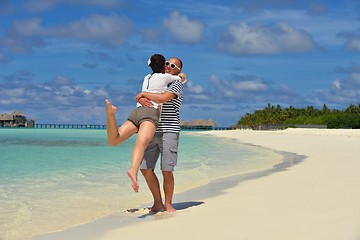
[{"left": 165, "top": 61, "right": 181, "bottom": 70}]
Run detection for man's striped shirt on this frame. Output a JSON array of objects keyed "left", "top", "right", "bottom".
[{"left": 156, "top": 80, "right": 183, "bottom": 133}]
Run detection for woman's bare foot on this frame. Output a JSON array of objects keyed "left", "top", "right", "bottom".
[
  {"left": 105, "top": 99, "right": 117, "bottom": 115},
  {"left": 127, "top": 169, "right": 139, "bottom": 192}
]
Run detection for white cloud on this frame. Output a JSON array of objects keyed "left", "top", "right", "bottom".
[
  {"left": 0, "top": 18, "right": 47, "bottom": 53},
  {"left": 332, "top": 79, "right": 341, "bottom": 90},
  {"left": 23, "top": 0, "right": 55, "bottom": 12},
  {"left": 42, "top": 105, "right": 106, "bottom": 124},
  {"left": 306, "top": 2, "right": 328, "bottom": 16},
  {"left": 93, "top": 88, "right": 109, "bottom": 97},
  {"left": 186, "top": 80, "right": 204, "bottom": 94},
  {"left": 346, "top": 38, "right": 360, "bottom": 51},
  {"left": 51, "top": 75, "right": 73, "bottom": 86},
  {"left": 0, "top": 87, "right": 26, "bottom": 98},
  {"left": 0, "top": 14, "right": 133, "bottom": 54},
  {"left": 12, "top": 18, "right": 45, "bottom": 36},
  {"left": 337, "top": 29, "right": 360, "bottom": 51},
  {"left": 68, "top": 14, "right": 133, "bottom": 47},
  {"left": 23, "top": 0, "right": 122, "bottom": 12},
  {"left": 0, "top": 75, "right": 122, "bottom": 108},
  {"left": 0, "top": 74, "right": 137, "bottom": 123},
  {"left": 218, "top": 21, "right": 315, "bottom": 55},
  {"left": 184, "top": 73, "right": 303, "bottom": 107},
  {"left": 235, "top": 0, "right": 296, "bottom": 14},
  {"left": 184, "top": 80, "right": 209, "bottom": 101},
  {"left": 232, "top": 79, "right": 267, "bottom": 92},
  {"left": 163, "top": 11, "right": 205, "bottom": 43},
  {"left": 208, "top": 74, "right": 236, "bottom": 97},
  {"left": 317, "top": 67, "right": 360, "bottom": 104},
  {"left": 351, "top": 73, "right": 360, "bottom": 84}
]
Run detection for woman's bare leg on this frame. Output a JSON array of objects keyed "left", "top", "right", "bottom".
[
  {"left": 106, "top": 100, "right": 137, "bottom": 145},
  {"left": 127, "top": 121, "right": 156, "bottom": 192}
]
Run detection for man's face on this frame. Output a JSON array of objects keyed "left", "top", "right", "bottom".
[{"left": 165, "top": 58, "right": 181, "bottom": 75}]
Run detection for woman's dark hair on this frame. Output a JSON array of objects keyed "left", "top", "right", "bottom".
[{"left": 149, "top": 54, "right": 165, "bottom": 73}]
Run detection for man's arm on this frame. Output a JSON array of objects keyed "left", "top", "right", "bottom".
[{"left": 136, "top": 91, "right": 176, "bottom": 104}]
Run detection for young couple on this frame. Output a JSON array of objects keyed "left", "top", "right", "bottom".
[{"left": 106, "top": 54, "right": 185, "bottom": 212}]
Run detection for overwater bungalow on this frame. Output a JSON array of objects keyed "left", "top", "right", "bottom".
[{"left": 0, "top": 111, "right": 34, "bottom": 128}]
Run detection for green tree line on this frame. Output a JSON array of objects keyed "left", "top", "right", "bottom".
[{"left": 237, "top": 103, "right": 360, "bottom": 129}]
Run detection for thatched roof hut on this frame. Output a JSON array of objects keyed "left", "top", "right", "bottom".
[
  {"left": 0, "top": 113, "right": 13, "bottom": 121},
  {"left": 180, "top": 119, "right": 217, "bottom": 129},
  {"left": 13, "top": 111, "right": 25, "bottom": 116},
  {"left": 0, "top": 111, "right": 25, "bottom": 120},
  {"left": 0, "top": 111, "right": 32, "bottom": 127}
]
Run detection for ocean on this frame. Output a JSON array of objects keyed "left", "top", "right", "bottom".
[{"left": 0, "top": 128, "right": 283, "bottom": 240}]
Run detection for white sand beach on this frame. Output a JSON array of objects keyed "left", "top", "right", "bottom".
[{"left": 95, "top": 128, "right": 360, "bottom": 240}]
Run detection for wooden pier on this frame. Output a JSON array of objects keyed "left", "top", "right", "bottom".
[
  {"left": 180, "top": 126, "right": 230, "bottom": 131},
  {"left": 32, "top": 124, "right": 229, "bottom": 130},
  {"left": 35, "top": 124, "right": 106, "bottom": 129}
]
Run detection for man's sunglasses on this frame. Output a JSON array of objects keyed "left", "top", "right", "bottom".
[{"left": 165, "top": 61, "right": 181, "bottom": 70}]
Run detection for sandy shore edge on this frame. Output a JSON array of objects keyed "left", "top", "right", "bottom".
[{"left": 36, "top": 129, "right": 360, "bottom": 240}]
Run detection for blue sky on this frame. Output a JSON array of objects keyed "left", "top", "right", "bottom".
[{"left": 1, "top": 0, "right": 360, "bottom": 127}]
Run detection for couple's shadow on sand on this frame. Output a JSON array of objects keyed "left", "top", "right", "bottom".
[{"left": 126, "top": 201, "right": 204, "bottom": 219}]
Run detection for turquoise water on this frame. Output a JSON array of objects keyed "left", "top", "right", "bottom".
[{"left": 0, "top": 128, "right": 282, "bottom": 240}]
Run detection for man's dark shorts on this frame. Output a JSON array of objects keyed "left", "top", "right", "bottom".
[{"left": 140, "top": 132, "right": 179, "bottom": 171}]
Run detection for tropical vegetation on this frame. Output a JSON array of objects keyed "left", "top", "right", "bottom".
[{"left": 237, "top": 104, "right": 360, "bottom": 129}]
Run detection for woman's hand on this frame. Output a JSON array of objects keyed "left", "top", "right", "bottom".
[{"left": 137, "top": 96, "right": 153, "bottom": 108}]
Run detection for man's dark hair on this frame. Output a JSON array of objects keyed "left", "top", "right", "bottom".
[{"left": 149, "top": 54, "right": 165, "bottom": 73}]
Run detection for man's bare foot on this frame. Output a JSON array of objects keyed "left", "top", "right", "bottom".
[
  {"left": 149, "top": 203, "right": 165, "bottom": 214},
  {"left": 105, "top": 99, "right": 117, "bottom": 115},
  {"left": 127, "top": 169, "right": 139, "bottom": 193},
  {"left": 165, "top": 203, "right": 176, "bottom": 213}
]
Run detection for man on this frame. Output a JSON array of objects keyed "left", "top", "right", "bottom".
[
  {"left": 105, "top": 54, "right": 184, "bottom": 193},
  {"left": 136, "top": 57, "right": 185, "bottom": 213}
]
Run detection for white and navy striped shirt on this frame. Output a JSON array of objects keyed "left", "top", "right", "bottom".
[{"left": 156, "top": 80, "right": 184, "bottom": 133}]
